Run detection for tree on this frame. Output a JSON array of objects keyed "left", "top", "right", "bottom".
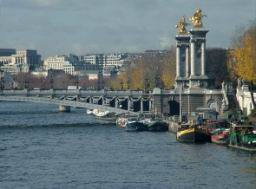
[
  {"left": 108, "top": 49, "right": 176, "bottom": 90},
  {"left": 161, "top": 49, "right": 176, "bottom": 89},
  {"left": 231, "top": 22, "right": 256, "bottom": 85},
  {"left": 130, "top": 66, "right": 145, "bottom": 90}
]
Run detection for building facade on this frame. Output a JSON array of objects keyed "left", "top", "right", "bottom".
[
  {"left": 79, "top": 53, "right": 126, "bottom": 71},
  {"left": 44, "top": 54, "right": 84, "bottom": 75},
  {"left": 0, "top": 49, "right": 41, "bottom": 74}
]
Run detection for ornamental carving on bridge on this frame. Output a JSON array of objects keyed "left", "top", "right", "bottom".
[
  {"left": 190, "top": 8, "right": 206, "bottom": 28},
  {"left": 176, "top": 16, "right": 189, "bottom": 34}
]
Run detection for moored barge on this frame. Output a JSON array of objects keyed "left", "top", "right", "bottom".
[{"left": 229, "top": 124, "right": 256, "bottom": 152}]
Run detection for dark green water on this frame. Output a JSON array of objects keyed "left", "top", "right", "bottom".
[{"left": 0, "top": 102, "right": 255, "bottom": 189}]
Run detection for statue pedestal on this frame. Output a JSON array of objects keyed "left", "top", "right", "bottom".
[
  {"left": 175, "top": 34, "right": 190, "bottom": 89},
  {"left": 175, "top": 77, "right": 189, "bottom": 88},
  {"left": 189, "top": 28, "right": 209, "bottom": 89},
  {"left": 189, "top": 75, "right": 209, "bottom": 88}
]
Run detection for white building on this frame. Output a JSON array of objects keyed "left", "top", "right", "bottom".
[
  {"left": 236, "top": 85, "right": 256, "bottom": 116},
  {"left": 0, "top": 49, "right": 41, "bottom": 74},
  {"left": 44, "top": 54, "right": 83, "bottom": 75},
  {"left": 80, "top": 55, "right": 97, "bottom": 65},
  {"left": 79, "top": 53, "right": 126, "bottom": 71},
  {"left": 0, "top": 64, "right": 28, "bottom": 74},
  {"left": 104, "top": 54, "right": 125, "bottom": 67}
]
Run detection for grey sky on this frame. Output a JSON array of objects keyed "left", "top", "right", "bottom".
[{"left": 0, "top": 0, "right": 255, "bottom": 57}]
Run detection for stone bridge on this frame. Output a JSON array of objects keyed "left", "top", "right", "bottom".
[
  {"left": 0, "top": 88, "right": 227, "bottom": 117},
  {"left": 0, "top": 89, "right": 153, "bottom": 114}
]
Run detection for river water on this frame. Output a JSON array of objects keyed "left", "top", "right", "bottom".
[{"left": 0, "top": 102, "right": 255, "bottom": 189}]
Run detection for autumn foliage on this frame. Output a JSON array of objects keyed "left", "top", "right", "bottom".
[
  {"left": 109, "top": 49, "right": 176, "bottom": 90},
  {"left": 228, "top": 22, "right": 256, "bottom": 85}
]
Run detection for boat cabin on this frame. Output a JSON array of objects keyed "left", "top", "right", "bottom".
[
  {"left": 230, "top": 124, "right": 255, "bottom": 134},
  {"left": 196, "top": 107, "right": 218, "bottom": 121}
]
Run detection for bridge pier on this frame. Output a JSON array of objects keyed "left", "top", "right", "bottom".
[
  {"left": 149, "top": 99, "right": 153, "bottom": 112},
  {"left": 115, "top": 98, "right": 119, "bottom": 108},
  {"left": 127, "top": 97, "right": 131, "bottom": 111},
  {"left": 140, "top": 98, "right": 144, "bottom": 113},
  {"left": 59, "top": 105, "right": 71, "bottom": 112}
]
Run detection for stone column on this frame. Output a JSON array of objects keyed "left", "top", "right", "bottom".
[
  {"left": 190, "top": 42, "right": 195, "bottom": 76},
  {"left": 115, "top": 98, "right": 119, "bottom": 108},
  {"left": 140, "top": 98, "right": 144, "bottom": 113},
  {"left": 176, "top": 47, "right": 180, "bottom": 77},
  {"left": 101, "top": 96, "right": 105, "bottom": 106},
  {"left": 185, "top": 47, "right": 190, "bottom": 78},
  {"left": 201, "top": 42, "right": 206, "bottom": 76},
  {"left": 149, "top": 99, "right": 152, "bottom": 112},
  {"left": 127, "top": 97, "right": 131, "bottom": 111}
]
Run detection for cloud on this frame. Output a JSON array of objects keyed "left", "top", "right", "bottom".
[
  {"left": 0, "top": 0, "right": 255, "bottom": 57},
  {"left": 33, "top": 0, "right": 61, "bottom": 7},
  {"left": 159, "top": 36, "right": 172, "bottom": 49},
  {"left": 1, "top": 0, "right": 66, "bottom": 9}
]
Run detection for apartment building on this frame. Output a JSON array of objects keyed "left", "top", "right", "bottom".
[
  {"left": 0, "top": 49, "right": 41, "bottom": 74},
  {"left": 79, "top": 53, "right": 127, "bottom": 71},
  {"left": 44, "top": 54, "right": 84, "bottom": 75}
]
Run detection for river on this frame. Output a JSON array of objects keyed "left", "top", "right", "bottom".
[{"left": 0, "top": 102, "right": 255, "bottom": 189}]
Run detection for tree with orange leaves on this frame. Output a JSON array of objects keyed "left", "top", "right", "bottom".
[{"left": 232, "top": 23, "right": 256, "bottom": 85}]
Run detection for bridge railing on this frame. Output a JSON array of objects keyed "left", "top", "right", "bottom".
[
  {"left": 1, "top": 89, "right": 28, "bottom": 96},
  {"left": 0, "top": 89, "right": 148, "bottom": 97}
]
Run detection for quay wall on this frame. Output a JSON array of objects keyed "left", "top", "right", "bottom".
[
  {"left": 168, "top": 121, "right": 179, "bottom": 133},
  {"left": 152, "top": 91, "right": 223, "bottom": 116}
]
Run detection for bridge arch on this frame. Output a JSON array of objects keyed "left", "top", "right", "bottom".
[{"left": 0, "top": 96, "right": 138, "bottom": 115}]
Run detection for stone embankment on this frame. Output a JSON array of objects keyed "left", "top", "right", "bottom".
[{"left": 168, "top": 121, "right": 179, "bottom": 133}]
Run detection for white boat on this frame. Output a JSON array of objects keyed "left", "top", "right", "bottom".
[
  {"left": 116, "top": 113, "right": 140, "bottom": 128},
  {"left": 92, "top": 109, "right": 100, "bottom": 116},
  {"left": 92, "top": 109, "right": 114, "bottom": 118},
  {"left": 95, "top": 110, "right": 110, "bottom": 117},
  {"left": 86, "top": 109, "right": 93, "bottom": 115}
]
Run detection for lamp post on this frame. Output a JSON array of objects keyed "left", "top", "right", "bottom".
[
  {"left": 120, "top": 81, "right": 124, "bottom": 90},
  {"left": 75, "top": 75, "right": 79, "bottom": 89},
  {"left": 155, "top": 75, "right": 161, "bottom": 89},
  {"left": 0, "top": 76, "right": 4, "bottom": 92},
  {"left": 127, "top": 78, "right": 131, "bottom": 90},
  {"left": 24, "top": 78, "right": 29, "bottom": 90},
  {"left": 179, "top": 81, "right": 184, "bottom": 123},
  {"left": 97, "top": 71, "right": 102, "bottom": 90},
  {"left": 144, "top": 78, "right": 149, "bottom": 93},
  {"left": 50, "top": 73, "right": 54, "bottom": 89}
]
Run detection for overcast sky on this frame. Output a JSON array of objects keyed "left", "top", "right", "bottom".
[{"left": 0, "top": 0, "right": 255, "bottom": 57}]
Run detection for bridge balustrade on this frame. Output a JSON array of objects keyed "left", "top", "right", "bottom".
[{"left": 1, "top": 89, "right": 27, "bottom": 96}]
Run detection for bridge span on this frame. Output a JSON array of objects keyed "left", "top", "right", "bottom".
[
  {"left": 0, "top": 89, "right": 153, "bottom": 115},
  {"left": 0, "top": 96, "right": 140, "bottom": 115},
  {"left": 0, "top": 88, "right": 228, "bottom": 116}
]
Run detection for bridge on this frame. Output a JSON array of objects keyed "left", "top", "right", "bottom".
[
  {"left": 0, "top": 87, "right": 228, "bottom": 117},
  {"left": 0, "top": 16, "right": 236, "bottom": 118},
  {"left": 0, "top": 89, "right": 153, "bottom": 115}
]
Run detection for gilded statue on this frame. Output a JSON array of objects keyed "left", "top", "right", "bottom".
[
  {"left": 176, "top": 16, "right": 188, "bottom": 34},
  {"left": 190, "top": 8, "right": 206, "bottom": 28}
]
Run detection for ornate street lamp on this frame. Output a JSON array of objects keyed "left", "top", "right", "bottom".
[
  {"left": 75, "top": 76, "right": 79, "bottom": 89},
  {"left": 50, "top": 74, "right": 54, "bottom": 89},
  {"left": 0, "top": 77, "right": 4, "bottom": 91},
  {"left": 144, "top": 78, "right": 150, "bottom": 93},
  {"left": 120, "top": 81, "right": 124, "bottom": 90},
  {"left": 24, "top": 78, "right": 29, "bottom": 90}
]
